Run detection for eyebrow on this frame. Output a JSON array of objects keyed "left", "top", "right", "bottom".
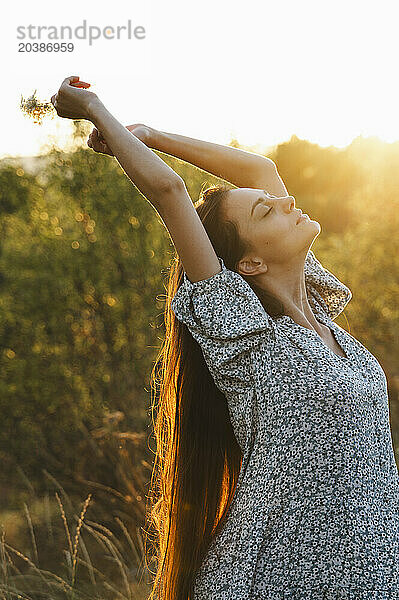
[{"left": 250, "top": 191, "right": 269, "bottom": 218}]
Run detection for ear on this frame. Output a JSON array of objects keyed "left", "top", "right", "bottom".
[{"left": 237, "top": 257, "right": 268, "bottom": 277}]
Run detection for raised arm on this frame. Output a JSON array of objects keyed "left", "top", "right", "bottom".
[
  {"left": 88, "top": 123, "right": 289, "bottom": 196},
  {"left": 136, "top": 126, "right": 289, "bottom": 196},
  {"left": 51, "top": 76, "right": 222, "bottom": 284}
]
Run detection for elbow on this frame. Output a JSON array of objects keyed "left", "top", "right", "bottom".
[
  {"left": 157, "top": 176, "right": 186, "bottom": 197},
  {"left": 256, "top": 156, "right": 277, "bottom": 172},
  {"left": 252, "top": 156, "right": 280, "bottom": 178},
  {"left": 248, "top": 156, "right": 277, "bottom": 181}
]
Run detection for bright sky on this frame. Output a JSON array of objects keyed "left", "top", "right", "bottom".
[{"left": 2, "top": 0, "right": 399, "bottom": 159}]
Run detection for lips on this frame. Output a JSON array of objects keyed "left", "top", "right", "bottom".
[
  {"left": 298, "top": 215, "right": 309, "bottom": 223},
  {"left": 296, "top": 211, "right": 303, "bottom": 225}
]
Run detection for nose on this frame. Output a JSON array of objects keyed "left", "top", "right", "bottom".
[
  {"left": 264, "top": 192, "right": 295, "bottom": 212},
  {"left": 284, "top": 196, "right": 295, "bottom": 212},
  {"left": 269, "top": 194, "right": 295, "bottom": 212}
]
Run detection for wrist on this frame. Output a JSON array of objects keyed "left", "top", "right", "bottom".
[
  {"left": 149, "top": 128, "right": 167, "bottom": 150},
  {"left": 86, "top": 95, "right": 105, "bottom": 124},
  {"left": 144, "top": 125, "right": 160, "bottom": 148}
]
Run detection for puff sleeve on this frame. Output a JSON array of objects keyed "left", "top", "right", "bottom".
[
  {"left": 170, "top": 256, "right": 273, "bottom": 391},
  {"left": 304, "top": 249, "right": 352, "bottom": 320}
]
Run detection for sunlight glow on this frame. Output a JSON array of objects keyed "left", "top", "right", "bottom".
[{"left": 3, "top": 0, "right": 399, "bottom": 158}]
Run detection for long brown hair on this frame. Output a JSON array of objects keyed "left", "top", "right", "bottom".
[{"left": 144, "top": 184, "right": 285, "bottom": 600}]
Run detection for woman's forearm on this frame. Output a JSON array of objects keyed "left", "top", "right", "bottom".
[
  {"left": 87, "top": 99, "right": 184, "bottom": 204},
  {"left": 149, "top": 129, "right": 276, "bottom": 188}
]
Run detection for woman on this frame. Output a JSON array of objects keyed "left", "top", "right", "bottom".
[{"left": 51, "top": 76, "right": 399, "bottom": 600}]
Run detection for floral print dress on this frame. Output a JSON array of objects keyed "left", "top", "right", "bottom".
[{"left": 170, "top": 248, "right": 399, "bottom": 599}]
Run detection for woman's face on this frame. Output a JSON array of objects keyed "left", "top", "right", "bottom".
[{"left": 222, "top": 188, "right": 321, "bottom": 275}]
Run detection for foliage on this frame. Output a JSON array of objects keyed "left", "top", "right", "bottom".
[{"left": 0, "top": 126, "right": 398, "bottom": 596}]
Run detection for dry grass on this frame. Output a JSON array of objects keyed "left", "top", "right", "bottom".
[
  {"left": 0, "top": 471, "right": 154, "bottom": 600},
  {"left": 20, "top": 90, "right": 55, "bottom": 125}
]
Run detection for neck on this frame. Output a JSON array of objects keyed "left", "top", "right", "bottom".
[{"left": 257, "top": 252, "right": 325, "bottom": 335}]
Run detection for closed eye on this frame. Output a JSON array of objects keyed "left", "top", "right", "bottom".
[{"left": 264, "top": 207, "right": 272, "bottom": 218}]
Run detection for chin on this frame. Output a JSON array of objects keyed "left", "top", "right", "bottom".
[
  {"left": 312, "top": 218, "right": 321, "bottom": 229},
  {"left": 305, "top": 215, "right": 320, "bottom": 227},
  {"left": 312, "top": 222, "right": 322, "bottom": 238}
]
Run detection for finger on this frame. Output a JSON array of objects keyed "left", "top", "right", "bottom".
[
  {"left": 97, "top": 140, "right": 108, "bottom": 152},
  {"left": 96, "top": 133, "right": 106, "bottom": 146},
  {"left": 89, "top": 137, "right": 100, "bottom": 150},
  {"left": 91, "top": 138, "right": 102, "bottom": 151},
  {"left": 61, "top": 75, "right": 80, "bottom": 90},
  {"left": 126, "top": 123, "right": 144, "bottom": 132}
]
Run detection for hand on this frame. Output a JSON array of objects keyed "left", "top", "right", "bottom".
[
  {"left": 51, "top": 75, "right": 98, "bottom": 121},
  {"left": 87, "top": 128, "right": 113, "bottom": 156},
  {"left": 125, "top": 123, "right": 152, "bottom": 144},
  {"left": 87, "top": 123, "right": 153, "bottom": 156}
]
